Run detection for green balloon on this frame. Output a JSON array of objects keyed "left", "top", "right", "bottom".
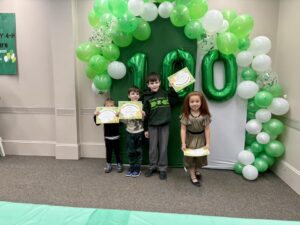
[
  {"left": 93, "top": 73, "right": 112, "bottom": 91},
  {"left": 76, "top": 42, "right": 100, "bottom": 62},
  {"left": 88, "top": 10, "right": 100, "bottom": 28},
  {"left": 250, "top": 141, "right": 264, "bottom": 155},
  {"left": 253, "top": 158, "right": 269, "bottom": 173},
  {"left": 108, "top": 0, "right": 128, "bottom": 17},
  {"left": 254, "top": 91, "right": 273, "bottom": 107},
  {"left": 133, "top": 19, "right": 151, "bottom": 41},
  {"left": 222, "top": 10, "right": 237, "bottom": 24},
  {"left": 216, "top": 32, "right": 239, "bottom": 55},
  {"left": 85, "top": 66, "right": 98, "bottom": 80},
  {"left": 127, "top": 53, "right": 147, "bottom": 90},
  {"left": 230, "top": 14, "right": 254, "bottom": 38},
  {"left": 265, "top": 140, "right": 285, "bottom": 158},
  {"left": 247, "top": 98, "right": 260, "bottom": 113},
  {"left": 187, "top": 0, "right": 208, "bottom": 20},
  {"left": 175, "top": 0, "right": 191, "bottom": 5},
  {"left": 99, "top": 13, "right": 117, "bottom": 27},
  {"left": 184, "top": 20, "right": 205, "bottom": 40},
  {"left": 258, "top": 152, "right": 275, "bottom": 167},
  {"left": 247, "top": 111, "right": 255, "bottom": 120},
  {"left": 170, "top": 5, "right": 191, "bottom": 27},
  {"left": 263, "top": 119, "right": 285, "bottom": 136},
  {"left": 102, "top": 43, "right": 120, "bottom": 61},
  {"left": 238, "top": 36, "right": 250, "bottom": 50},
  {"left": 112, "top": 31, "right": 133, "bottom": 47},
  {"left": 88, "top": 55, "right": 108, "bottom": 73},
  {"left": 94, "top": 0, "right": 109, "bottom": 15},
  {"left": 241, "top": 67, "right": 257, "bottom": 81},
  {"left": 245, "top": 132, "right": 256, "bottom": 146},
  {"left": 118, "top": 13, "right": 138, "bottom": 33},
  {"left": 262, "top": 83, "right": 283, "bottom": 97},
  {"left": 234, "top": 162, "right": 244, "bottom": 174}
]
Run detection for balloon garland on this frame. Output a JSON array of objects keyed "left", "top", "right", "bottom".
[{"left": 76, "top": 0, "right": 290, "bottom": 181}]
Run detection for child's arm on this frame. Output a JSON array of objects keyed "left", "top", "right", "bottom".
[
  {"left": 204, "top": 125, "right": 210, "bottom": 149},
  {"left": 180, "top": 124, "right": 187, "bottom": 152},
  {"left": 93, "top": 111, "right": 100, "bottom": 126}
]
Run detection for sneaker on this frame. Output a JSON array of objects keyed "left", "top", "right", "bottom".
[
  {"left": 104, "top": 163, "right": 112, "bottom": 173},
  {"left": 117, "top": 163, "right": 123, "bottom": 173},
  {"left": 126, "top": 166, "right": 134, "bottom": 177},
  {"left": 132, "top": 166, "right": 141, "bottom": 178},
  {"left": 159, "top": 171, "right": 167, "bottom": 180},
  {"left": 145, "top": 168, "right": 156, "bottom": 177}
]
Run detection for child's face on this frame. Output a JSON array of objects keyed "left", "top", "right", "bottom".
[
  {"left": 128, "top": 91, "right": 140, "bottom": 101},
  {"left": 105, "top": 100, "right": 115, "bottom": 107},
  {"left": 147, "top": 80, "right": 161, "bottom": 92},
  {"left": 189, "top": 95, "right": 201, "bottom": 111}
]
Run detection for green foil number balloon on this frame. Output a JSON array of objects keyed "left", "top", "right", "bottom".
[
  {"left": 127, "top": 53, "right": 147, "bottom": 90},
  {"left": 201, "top": 50, "right": 237, "bottom": 101}
]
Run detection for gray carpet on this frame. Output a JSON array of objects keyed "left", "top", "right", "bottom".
[{"left": 0, "top": 156, "right": 299, "bottom": 221}]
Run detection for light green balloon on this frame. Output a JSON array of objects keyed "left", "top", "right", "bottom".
[
  {"left": 88, "top": 10, "right": 100, "bottom": 28},
  {"left": 263, "top": 119, "right": 285, "bottom": 136},
  {"left": 88, "top": 55, "right": 109, "bottom": 73},
  {"left": 241, "top": 67, "right": 257, "bottom": 81},
  {"left": 238, "top": 36, "right": 250, "bottom": 50},
  {"left": 108, "top": 0, "right": 128, "bottom": 17},
  {"left": 94, "top": 0, "right": 109, "bottom": 15},
  {"left": 76, "top": 42, "right": 100, "bottom": 62},
  {"left": 133, "top": 19, "right": 151, "bottom": 41},
  {"left": 187, "top": 0, "right": 208, "bottom": 20},
  {"left": 258, "top": 152, "right": 275, "bottom": 167},
  {"left": 254, "top": 91, "right": 273, "bottom": 107},
  {"left": 262, "top": 83, "right": 283, "bottom": 97},
  {"left": 175, "top": 0, "right": 191, "bottom": 5},
  {"left": 118, "top": 13, "right": 138, "bottom": 33},
  {"left": 234, "top": 162, "right": 244, "bottom": 174},
  {"left": 216, "top": 32, "right": 239, "bottom": 55},
  {"left": 102, "top": 43, "right": 120, "bottom": 61},
  {"left": 265, "top": 140, "right": 285, "bottom": 158},
  {"left": 250, "top": 141, "right": 264, "bottom": 155},
  {"left": 230, "top": 14, "right": 254, "bottom": 38},
  {"left": 222, "top": 10, "right": 237, "bottom": 24},
  {"left": 93, "top": 73, "right": 112, "bottom": 91},
  {"left": 184, "top": 20, "right": 205, "bottom": 40},
  {"left": 85, "top": 66, "right": 98, "bottom": 80},
  {"left": 112, "top": 30, "right": 133, "bottom": 47},
  {"left": 170, "top": 5, "right": 191, "bottom": 27},
  {"left": 253, "top": 158, "right": 269, "bottom": 173}
]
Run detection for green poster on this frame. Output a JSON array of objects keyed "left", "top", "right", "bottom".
[{"left": 0, "top": 13, "right": 17, "bottom": 75}]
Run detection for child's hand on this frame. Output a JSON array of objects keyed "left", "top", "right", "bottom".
[
  {"left": 204, "top": 145, "right": 209, "bottom": 150},
  {"left": 144, "top": 131, "right": 149, "bottom": 139},
  {"left": 94, "top": 111, "right": 100, "bottom": 116},
  {"left": 168, "top": 81, "right": 173, "bottom": 88},
  {"left": 116, "top": 112, "right": 120, "bottom": 117},
  {"left": 181, "top": 144, "right": 186, "bottom": 152},
  {"left": 142, "top": 110, "right": 146, "bottom": 117}
]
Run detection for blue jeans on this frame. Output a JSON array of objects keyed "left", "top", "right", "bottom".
[{"left": 126, "top": 131, "right": 143, "bottom": 166}]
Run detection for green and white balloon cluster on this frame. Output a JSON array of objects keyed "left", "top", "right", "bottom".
[{"left": 235, "top": 35, "right": 289, "bottom": 181}]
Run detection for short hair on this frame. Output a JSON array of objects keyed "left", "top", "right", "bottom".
[
  {"left": 104, "top": 98, "right": 114, "bottom": 105},
  {"left": 128, "top": 86, "right": 140, "bottom": 95},
  {"left": 146, "top": 72, "right": 160, "bottom": 83}
]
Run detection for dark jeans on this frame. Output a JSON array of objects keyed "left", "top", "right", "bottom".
[
  {"left": 105, "top": 138, "right": 121, "bottom": 164},
  {"left": 126, "top": 131, "right": 143, "bottom": 166}
]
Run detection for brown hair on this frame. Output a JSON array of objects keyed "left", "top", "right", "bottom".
[
  {"left": 104, "top": 98, "right": 114, "bottom": 106},
  {"left": 128, "top": 86, "right": 140, "bottom": 95},
  {"left": 182, "top": 91, "right": 211, "bottom": 118},
  {"left": 146, "top": 72, "right": 160, "bottom": 83}
]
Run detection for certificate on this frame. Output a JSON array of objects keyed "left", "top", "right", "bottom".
[
  {"left": 168, "top": 67, "right": 195, "bottom": 92},
  {"left": 96, "top": 107, "right": 119, "bottom": 124},
  {"left": 118, "top": 101, "right": 142, "bottom": 120},
  {"left": 184, "top": 147, "right": 210, "bottom": 157}
]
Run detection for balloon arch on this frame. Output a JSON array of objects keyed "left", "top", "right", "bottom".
[{"left": 76, "top": 0, "right": 289, "bottom": 181}]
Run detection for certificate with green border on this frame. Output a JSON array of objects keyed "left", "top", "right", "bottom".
[
  {"left": 168, "top": 67, "right": 195, "bottom": 92},
  {"left": 96, "top": 107, "right": 119, "bottom": 124},
  {"left": 184, "top": 147, "right": 210, "bottom": 157},
  {"left": 118, "top": 101, "right": 142, "bottom": 120}
]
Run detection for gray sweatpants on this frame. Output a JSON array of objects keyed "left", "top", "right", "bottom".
[{"left": 148, "top": 124, "right": 169, "bottom": 172}]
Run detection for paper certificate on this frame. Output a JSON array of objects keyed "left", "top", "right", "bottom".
[
  {"left": 168, "top": 67, "right": 195, "bottom": 92},
  {"left": 118, "top": 101, "right": 142, "bottom": 120},
  {"left": 96, "top": 107, "right": 119, "bottom": 124},
  {"left": 184, "top": 147, "right": 210, "bottom": 157}
]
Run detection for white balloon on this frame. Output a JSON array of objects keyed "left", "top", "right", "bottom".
[
  {"left": 237, "top": 81, "right": 259, "bottom": 99},
  {"left": 218, "top": 20, "right": 229, "bottom": 33},
  {"left": 256, "top": 132, "right": 270, "bottom": 144},
  {"left": 107, "top": 61, "right": 127, "bottom": 79},
  {"left": 252, "top": 54, "right": 272, "bottom": 72},
  {"left": 141, "top": 2, "right": 158, "bottom": 22},
  {"left": 202, "top": 10, "right": 224, "bottom": 34},
  {"left": 255, "top": 109, "right": 271, "bottom": 123},
  {"left": 246, "top": 119, "right": 262, "bottom": 135},
  {"left": 238, "top": 150, "right": 255, "bottom": 165},
  {"left": 91, "top": 83, "right": 100, "bottom": 94},
  {"left": 249, "top": 36, "right": 271, "bottom": 56},
  {"left": 242, "top": 165, "right": 258, "bottom": 180},
  {"left": 158, "top": 1, "right": 173, "bottom": 19},
  {"left": 128, "top": 0, "right": 144, "bottom": 16},
  {"left": 236, "top": 51, "right": 253, "bottom": 67},
  {"left": 268, "top": 97, "right": 290, "bottom": 115}
]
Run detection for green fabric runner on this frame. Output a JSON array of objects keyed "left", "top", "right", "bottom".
[{"left": 0, "top": 201, "right": 299, "bottom": 225}]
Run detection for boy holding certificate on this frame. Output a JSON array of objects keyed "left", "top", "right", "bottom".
[{"left": 143, "top": 72, "right": 178, "bottom": 180}]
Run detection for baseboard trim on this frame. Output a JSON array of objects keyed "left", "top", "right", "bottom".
[
  {"left": 79, "top": 142, "right": 106, "bottom": 158},
  {"left": 55, "top": 144, "right": 80, "bottom": 160},
  {"left": 272, "top": 160, "right": 300, "bottom": 195}
]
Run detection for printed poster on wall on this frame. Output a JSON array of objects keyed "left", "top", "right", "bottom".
[{"left": 0, "top": 13, "right": 17, "bottom": 75}]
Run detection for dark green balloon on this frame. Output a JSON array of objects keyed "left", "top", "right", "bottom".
[
  {"left": 265, "top": 140, "right": 285, "bottom": 158},
  {"left": 258, "top": 152, "right": 275, "bottom": 166},
  {"left": 245, "top": 132, "right": 256, "bottom": 146},
  {"left": 201, "top": 50, "right": 237, "bottom": 101},
  {"left": 247, "top": 111, "right": 255, "bottom": 121},
  {"left": 234, "top": 162, "right": 244, "bottom": 174},
  {"left": 250, "top": 141, "right": 264, "bottom": 155},
  {"left": 241, "top": 67, "right": 257, "bottom": 81},
  {"left": 253, "top": 157, "right": 269, "bottom": 173},
  {"left": 247, "top": 98, "right": 260, "bottom": 113},
  {"left": 238, "top": 36, "right": 250, "bottom": 50},
  {"left": 127, "top": 53, "right": 147, "bottom": 90}
]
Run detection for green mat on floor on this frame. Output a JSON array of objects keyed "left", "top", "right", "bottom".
[{"left": 0, "top": 201, "right": 299, "bottom": 225}]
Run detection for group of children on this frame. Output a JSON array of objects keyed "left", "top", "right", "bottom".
[{"left": 93, "top": 72, "right": 211, "bottom": 187}]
